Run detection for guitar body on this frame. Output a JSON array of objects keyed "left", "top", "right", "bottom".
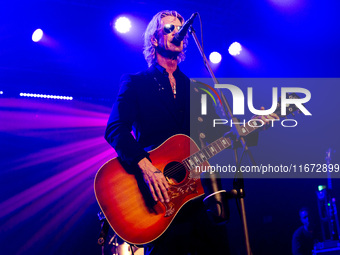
[
  {"left": 94, "top": 93, "right": 301, "bottom": 245},
  {"left": 94, "top": 134, "right": 207, "bottom": 245}
]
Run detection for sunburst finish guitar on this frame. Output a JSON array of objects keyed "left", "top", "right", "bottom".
[{"left": 94, "top": 94, "right": 300, "bottom": 245}]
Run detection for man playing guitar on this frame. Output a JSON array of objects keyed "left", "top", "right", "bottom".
[{"left": 103, "top": 10, "right": 278, "bottom": 255}]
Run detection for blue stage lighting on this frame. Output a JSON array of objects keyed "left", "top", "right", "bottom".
[
  {"left": 115, "top": 17, "right": 132, "bottom": 34},
  {"left": 209, "top": 52, "right": 222, "bottom": 64},
  {"left": 228, "top": 42, "right": 242, "bottom": 56},
  {"left": 32, "top": 29, "right": 43, "bottom": 42}
]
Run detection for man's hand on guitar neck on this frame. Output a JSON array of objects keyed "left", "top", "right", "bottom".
[
  {"left": 138, "top": 158, "right": 170, "bottom": 203},
  {"left": 252, "top": 106, "right": 280, "bottom": 129}
]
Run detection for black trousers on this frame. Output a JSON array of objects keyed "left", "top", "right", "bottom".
[{"left": 144, "top": 198, "right": 230, "bottom": 255}]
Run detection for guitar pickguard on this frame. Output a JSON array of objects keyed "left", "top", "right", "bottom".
[{"left": 163, "top": 176, "right": 199, "bottom": 217}]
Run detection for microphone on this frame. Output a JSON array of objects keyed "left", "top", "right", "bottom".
[{"left": 172, "top": 12, "right": 198, "bottom": 46}]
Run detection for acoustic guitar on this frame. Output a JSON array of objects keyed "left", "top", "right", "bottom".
[{"left": 94, "top": 94, "right": 300, "bottom": 244}]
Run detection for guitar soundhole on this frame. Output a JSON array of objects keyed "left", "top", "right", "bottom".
[{"left": 163, "top": 162, "right": 187, "bottom": 184}]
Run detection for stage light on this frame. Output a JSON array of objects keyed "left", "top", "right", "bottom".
[
  {"left": 228, "top": 42, "right": 242, "bottom": 56},
  {"left": 19, "top": 93, "right": 73, "bottom": 100},
  {"left": 0, "top": 91, "right": 3, "bottom": 95},
  {"left": 32, "top": 29, "right": 43, "bottom": 42},
  {"left": 209, "top": 52, "right": 222, "bottom": 64},
  {"left": 115, "top": 17, "right": 132, "bottom": 33},
  {"left": 0, "top": 98, "right": 112, "bottom": 254},
  {"left": 318, "top": 185, "right": 326, "bottom": 191}
]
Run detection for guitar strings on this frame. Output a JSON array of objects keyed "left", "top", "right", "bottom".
[
  {"left": 162, "top": 100, "right": 296, "bottom": 178},
  {"left": 161, "top": 137, "right": 232, "bottom": 177},
  {"left": 162, "top": 161, "right": 190, "bottom": 178},
  {"left": 163, "top": 143, "right": 222, "bottom": 177},
  {"left": 162, "top": 148, "right": 215, "bottom": 178},
  {"left": 163, "top": 162, "right": 187, "bottom": 178},
  {"left": 162, "top": 157, "right": 201, "bottom": 178}
]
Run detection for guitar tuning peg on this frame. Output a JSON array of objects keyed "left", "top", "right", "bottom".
[{"left": 291, "top": 113, "right": 295, "bottom": 116}]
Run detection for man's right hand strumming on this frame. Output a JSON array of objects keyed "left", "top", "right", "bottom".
[{"left": 138, "top": 158, "right": 170, "bottom": 203}]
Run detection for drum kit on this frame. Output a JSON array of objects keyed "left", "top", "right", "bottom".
[
  {"left": 97, "top": 211, "right": 144, "bottom": 255},
  {"left": 109, "top": 240, "right": 143, "bottom": 255}
]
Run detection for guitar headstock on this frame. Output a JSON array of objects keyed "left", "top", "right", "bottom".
[{"left": 274, "top": 93, "right": 301, "bottom": 118}]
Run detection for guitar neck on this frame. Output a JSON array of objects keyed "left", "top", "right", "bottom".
[
  {"left": 183, "top": 93, "right": 300, "bottom": 170},
  {"left": 183, "top": 119, "right": 261, "bottom": 171}
]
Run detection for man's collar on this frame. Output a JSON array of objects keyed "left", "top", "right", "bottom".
[
  {"left": 153, "top": 62, "right": 180, "bottom": 76},
  {"left": 154, "top": 62, "right": 167, "bottom": 75}
]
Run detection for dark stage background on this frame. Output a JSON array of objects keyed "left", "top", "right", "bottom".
[{"left": 1, "top": 1, "right": 340, "bottom": 254}]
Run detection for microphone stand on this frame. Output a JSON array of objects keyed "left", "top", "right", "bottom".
[{"left": 189, "top": 25, "right": 255, "bottom": 255}]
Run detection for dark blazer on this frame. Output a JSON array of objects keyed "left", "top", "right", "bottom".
[
  {"left": 104, "top": 63, "right": 247, "bottom": 167},
  {"left": 105, "top": 64, "right": 190, "bottom": 166}
]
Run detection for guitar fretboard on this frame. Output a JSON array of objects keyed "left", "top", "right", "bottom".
[
  {"left": 182, "top": 93, "right": 299, "bottom": 171},
  {"left": 182, "top": 119, "right": 262, "bottom": 171}
]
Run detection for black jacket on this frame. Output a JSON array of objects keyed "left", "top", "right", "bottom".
[
  {"left": 105, "top": 64, "right": 190, "bottom": 166},
  {"left": 105, "top": 63, "right": 241, "bottom": 167}
]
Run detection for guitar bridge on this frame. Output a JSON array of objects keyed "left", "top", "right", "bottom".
[{"left": 163, "top": 179, "right": 198, "bottom": 217}]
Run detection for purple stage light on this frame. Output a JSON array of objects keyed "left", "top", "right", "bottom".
[
  {"left": 0, "top": 98, "right": 114, "bottom": 253},
  {"left": 115, "top": 17, "right": 132, "bottom": 33},
  {"left": 32, "top": 29, "right": 43, "bottom": 42},
  {"left": 0, "top": 98, "right": 109, "bottom": 132},
  {"left": 209, "top": 52, "right": 222, "bottom": 64}
]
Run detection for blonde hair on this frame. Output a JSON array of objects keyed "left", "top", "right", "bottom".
[{"left": 143, "top": 10, "right": 188, "bottom": 67}]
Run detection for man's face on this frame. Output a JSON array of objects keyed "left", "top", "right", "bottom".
[
  {"left": 155, "top": 16, "right": 183, "bottom": 55},
  {"left": 300, "top": 210, "right": 310, "bottom": 228}
]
